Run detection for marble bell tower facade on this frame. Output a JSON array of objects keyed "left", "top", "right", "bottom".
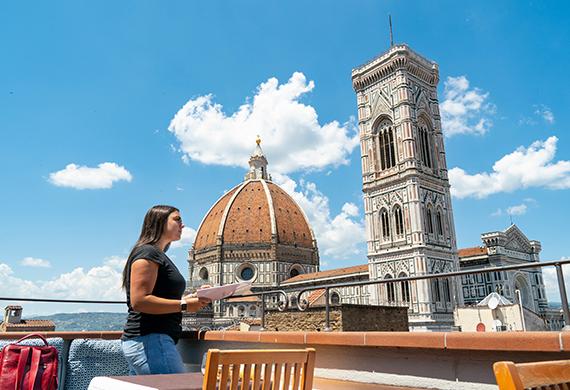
[{"left": 352, "top": 44, "right": 461, "bottom": 330}]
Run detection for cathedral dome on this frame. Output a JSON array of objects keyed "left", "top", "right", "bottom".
[
  {"left": 193, "top": 137, "right": 316, "bottom": 253},
  {"left": 189, "top": 137, "right": 319, "bottom": 294},
  {"left": 194, "top": 179, "right": 315, "bottom": 251}
]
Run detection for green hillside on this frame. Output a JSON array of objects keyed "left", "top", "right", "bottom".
[{"left": 29, "top": 312, "right": 127, "bottom": 331}]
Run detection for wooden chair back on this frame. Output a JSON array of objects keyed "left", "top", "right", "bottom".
[
  {"left": 494, "top": 360, "right": 570, "bottom": 390},
  {"left": 202, "top": 348, "right": 316, "bottom": 390}
]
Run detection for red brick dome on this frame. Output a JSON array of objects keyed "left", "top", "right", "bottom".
[{"left": 194, "top": 179, "right": 315, "bottom": 251}]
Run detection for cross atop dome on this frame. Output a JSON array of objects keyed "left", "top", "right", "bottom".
[{"left": 244, "top": 135, "right": 271, "bottom": 181}]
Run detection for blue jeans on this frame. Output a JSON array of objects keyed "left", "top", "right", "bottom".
[{"left": 121, "top": 333, "right": 186, "bottom": 375}]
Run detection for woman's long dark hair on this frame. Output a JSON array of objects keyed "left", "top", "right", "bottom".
[{"left": 122, "top": 205, "right": 179, "bottom": 289}]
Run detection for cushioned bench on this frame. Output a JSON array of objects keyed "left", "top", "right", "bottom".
[{"left": 64, "top": 339, "right": 129, "bottom": 390}]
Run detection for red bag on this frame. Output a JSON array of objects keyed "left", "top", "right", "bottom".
[{"left": 0, "top": 334, "right": 58, "bottom": 390}]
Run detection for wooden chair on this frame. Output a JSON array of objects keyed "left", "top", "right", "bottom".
[
  {"left": 202, "top": 348, "right": 316, "bottom": 390},
  {"left": 493, "top": 360, "right": 570, "bottom": 390}
]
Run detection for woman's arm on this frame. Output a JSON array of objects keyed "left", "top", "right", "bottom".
[{"left": 130, "top": 259, "right": 209, "bottom": 314}]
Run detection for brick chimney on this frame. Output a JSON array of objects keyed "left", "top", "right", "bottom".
[{"left": 4, "top": 305, "right": 23, "bottom": 324}]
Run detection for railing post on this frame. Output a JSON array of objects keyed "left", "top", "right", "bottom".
[
  {"left": 515, "top": 289, "right": 526, "bottom": 332},
  {"left": 260, "top": 293, "right": 266, "bottom": 331},
  {"left": 555, "top": 263, "right": 570, "bottom": 331},
  {"left": 324, "top": 288, "right": 331, "bottom": 332}
]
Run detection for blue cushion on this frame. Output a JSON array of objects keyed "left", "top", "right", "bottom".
[{"left": 64, "top": 339, "right": 129, "bottom": 390}]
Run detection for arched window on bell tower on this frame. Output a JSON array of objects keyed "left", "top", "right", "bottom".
[
  {"left": 417, "top": 120, "right": 433, "bottom": 169},
  {"left": 399, "top": 272, "right": 410, "bottom": 303},
  {"left": 436, "top": 208, "right": 444, "bottom": 236},
  {"left": 385, "top": 274, "right": 396, "bottom": 303},
  {"left": 394, "top": 205, "right": 404, "bottom": 237},
  {"left": 426, "top": 205, "right": 434, "bottom": 235},
  {"left": 374, "top": 119, "right": 396, "bottom": 171},
  {"left": 432, "top": 274, "right": 441, "bottom": 303},
  {"left": 380, "top": 208, "right": 390, "bottom": 239}
]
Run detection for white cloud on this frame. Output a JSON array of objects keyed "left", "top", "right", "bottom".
[
  {"left": 449, "top": 136, "right": 570, "bottom": 198},
  {"left": 440, "top": 76, "right": 494, "bottom": 136},
  {"left": 102, "top": 255, "right": 127, "bottom": 270},
  {"left": 518, "top": 105, "right": 555, "bottom": 126},
  {"left": 535, "top": 105, "right": 555, "bottom": 124},
  {"left": 518, "top": 116, "right": 536, "bottom": 127},
  {"left": 49, "top": 162, "right": 132, "bottom": 190},
  {"left": 506, "top": 204, "right": 527, "bottom": 216},
  {"left": 41, "top": 265, "right": 123, "bottom": 301},
  {"left": 273, "top": 173, "right": 366, "bottom": 263},
  {"left": 168, "top": 72, "right": 358, "bottom": 174},
  {"left": 492, "top": 199, "right": 536, "bottom": 217},
  {"left": 0, "top": 256, "right": 127, "bottom": 315},
  {"left": 20, "top": 257, "right": 51, "bottom": 268},
  {"left": 491, "top": 208, "right": 503, "bottom": 217},
  {"left": 0, "top": 263, "right": 43, "bottom": 307},
  {"left": 170, "top": 226, "right": 197, "bottom": 249}
]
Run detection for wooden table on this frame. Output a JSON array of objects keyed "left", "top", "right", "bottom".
[
  {"left": 89, "top": 373, "right": 204, "bottom": 390},
  {"left": 89, "top": 373, "right": 427, "bottom": 390}
]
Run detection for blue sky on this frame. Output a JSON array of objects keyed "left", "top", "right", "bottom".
[{"left": 0, "top": 1, "right": 569, "bottom": 315}]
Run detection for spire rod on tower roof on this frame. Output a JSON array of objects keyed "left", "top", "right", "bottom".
[{"left": 389, "top": 15, "right": 394, "bottom": 47}]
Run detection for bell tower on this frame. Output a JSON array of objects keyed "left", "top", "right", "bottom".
[{"left": 352, "top": 44, "right": 460, "bottom": 330}]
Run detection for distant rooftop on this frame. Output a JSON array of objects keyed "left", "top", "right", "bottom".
[
  {"left": 282, "top": 264, "right": 368, "bottom": 284},
  {"left": 0, "top": 319, "right": 56, "bottom": 332},
  {"left": 458, "top": 246, "right": 487, "bottom": 258}
]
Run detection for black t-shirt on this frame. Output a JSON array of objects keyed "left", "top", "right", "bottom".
[{"left": 122, "top": 244, "right": 186, "bottom": 342}]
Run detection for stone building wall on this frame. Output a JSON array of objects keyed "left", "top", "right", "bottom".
[{"left": 265, "top": 304, "right": 408, "bottom": 332}]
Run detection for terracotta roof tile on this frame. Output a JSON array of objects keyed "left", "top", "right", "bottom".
[
  {"left": 225, "top": 295, "right": 261, "bottom": 303},
  {"left": 307, "top": 289, "right": 325, "bottom": 305},
  {"left": 194, "top": 187, "right": 238, "bottom": 250},
  {"left": 2, "top": 320, "right": 55, "bottom": 329},
  {"left": 223, "top": 181, "right": 272, "bottom": 245},
  {"left": 267, "top": 182, "right": 313, "bottom": 248},
  {"left": 194, "top": 180, "right": 315, "bottom": 251},
  {"left": 282, "top": 264, "right": 368, "bottom": 284},
  {"left": 458, "top": 247, "right": 487, "bottom": 258}
]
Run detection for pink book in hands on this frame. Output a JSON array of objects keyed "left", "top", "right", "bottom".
[{"left": 195, "top": 282, "right": 252, "bottom": 301}]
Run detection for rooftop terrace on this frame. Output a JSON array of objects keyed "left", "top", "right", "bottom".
[
  {"left": 2, "top": 329, "right": 570, "bottom": 389},
  {"left": 1, "top": 260, "right": 568, "bottom": 389}
]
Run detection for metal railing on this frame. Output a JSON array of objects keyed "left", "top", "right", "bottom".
[
  {"left": 2, "top": 259, "right": 569, "bottom": 332},
  {"left": 229, "top": 258, "right": 570, "bottom": 331}
]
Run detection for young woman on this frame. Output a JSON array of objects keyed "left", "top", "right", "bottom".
[{"left": 121, "top": 205, "right": 210, "bottom": 375}]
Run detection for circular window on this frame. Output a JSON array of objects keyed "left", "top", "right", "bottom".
[
  {"left": 290, "top": 268, "right": 300, "bottom": 277},
  {"left": 198, "top": 267, "right": 209, "bottom": 280},
  {"left": 240, "top": 267, "right": 254, "bottom": 281},
  {"left": 236, "top": 262, "right": 257, "bottom": 282}
]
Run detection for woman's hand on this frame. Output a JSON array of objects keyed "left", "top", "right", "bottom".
[{"left": 185, "top": 296, "right": 211, "bottom": 312}]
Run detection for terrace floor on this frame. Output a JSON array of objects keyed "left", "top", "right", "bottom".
[{"left": 314, "top": 378, "right": 424, "bottom": 389}]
